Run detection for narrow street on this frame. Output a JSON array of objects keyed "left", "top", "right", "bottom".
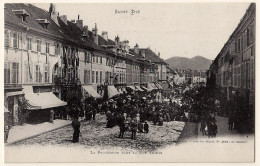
[
  {"left": 10, "top": 114, "right": 185, "bottom": 151},
  {"left": 198, "top": 116, "right": 243, "bottom": 138}
]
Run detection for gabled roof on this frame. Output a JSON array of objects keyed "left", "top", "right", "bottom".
[
  {"left": 5, "top": 3, "right": 64, "bottom": 39},
  {"left": 130, "top": 48, "right": 167, "bottom": 64},
  {"left": 5, "top": 3, "right": 110, "bottom": 53},
  {"left": 98, "top": 35, "right": 116, "bottom": 46}
]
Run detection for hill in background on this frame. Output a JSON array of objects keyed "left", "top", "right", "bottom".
[{"left": 165, "top": 56, "right": 212, "bottom": 71}]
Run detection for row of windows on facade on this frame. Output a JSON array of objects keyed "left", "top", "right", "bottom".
[
  {"left": 218, "top": 25, "right": 254, "bottom": 67},
  {"left": 5, "top": 31, "right": 60, "bottom": 55},
  {"left": 82, "top": 70, "right": 151, "bottom": 85},
  {"left": 4, "top": 62, "right": 50, "bottom": 84},
  {"left": 5, "top": 31, "right": 153, "bottom": 74},
  {"left": 216, "top": 60, "right": 254, "bottom": 90}
]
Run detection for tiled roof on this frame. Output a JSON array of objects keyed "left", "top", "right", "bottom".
[
  {"left": 5, "top": 3, "right": 64, "bottom": 39},
  {"left": 131, "top": 48, "right": 167, "bottom": 64},
  {"left": 5, "top": 3, "right": 109, "bottom": 53}
]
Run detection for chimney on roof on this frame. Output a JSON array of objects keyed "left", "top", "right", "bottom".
[
  {"left": 158, "top": 52, "right": 160, "bottom": 58},
  {"left": 60, "top": 15, "right": 67, "bottom": 25},
  {"left": 83, "top": 26, "right": 89, "bottom": 37},
  {"left": 102, "top": 31, "right": 108, "bottom": 41},
  {"left": 76, "top": 19, "right": 83, "bottom": 31},
  {"left": 49, "top": 3, "right": 60, "bottom": 26},
  {"left": 115, "top": 35, "right": 120, "bottom": 46},
  {"left": 92, "top": 23, "right": 98, "bottom": 45},
  {"left": 134, "top": 43, "right": 139, "bottom": 54}
]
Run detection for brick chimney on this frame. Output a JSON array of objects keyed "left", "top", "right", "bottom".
[
  {"left": 76, "top": 14, "right": 83, "bottom": 31},
  {"left": 60, "top": 15, "right": 67, "bottom": 25},
  {"left": 134, "top": 43, "right": 139, "bottom": 54},
  {"left": 83, "top": 26, "right": 88, "bottom": 37},
  {"left": 92, "top": 23, "right": 98, "bottom": 45},
  {"left": 102, "top": 31, "right": 108, "bottom": 41},
  {"left": 49, "top": 3, "right": 59, "bottom": 26}
]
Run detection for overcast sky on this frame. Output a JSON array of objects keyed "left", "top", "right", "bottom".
[{"left": 34, "top": 3, "right": 250, "bottom": 60}]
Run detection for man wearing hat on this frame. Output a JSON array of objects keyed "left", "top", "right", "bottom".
[{"left": 71, "top": 117, "right": 81, "bottom": 143}]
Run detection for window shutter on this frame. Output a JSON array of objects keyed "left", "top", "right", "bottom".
[
  {"left": 5, "top": 31, "right": 10, "bottom": 47},
  {"left": 235, "top": 39, "right": 237, "bottom": 53},
  {"left": 249, "top": 23, "right": 255, "bottom": 44}
]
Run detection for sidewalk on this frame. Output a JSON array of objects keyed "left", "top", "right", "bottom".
[
  {"left": 197, "top": 116, "right": 238, "bottom": 138},
  {"left": 6, "top": 119, "right": 72, "bottom": 145}
]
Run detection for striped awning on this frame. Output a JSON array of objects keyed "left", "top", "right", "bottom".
[
  {"left": 147, "top": 83, "right": 155, "bottom": 91},
  {"left": 141, "top": 86, "right": 150, "bottom": 91},
  {"left": 150, "top": 83, "right": 158, "bottom": 89},
  {"left": 155, "top": 83, "right": 163, "bottom": 89}
]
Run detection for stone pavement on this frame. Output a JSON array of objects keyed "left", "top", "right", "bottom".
[
  {"left": 197, "top": 116, "right": 238, "bottom": 138},
  {"left": 177, "top": 122, "right": 198, "bottom": 144},
  {"left": 8, "top": 114, "right": 186, "bottom": 152},
  {"left": 6, "top": 119, "right": 72, "bottom": 145}
]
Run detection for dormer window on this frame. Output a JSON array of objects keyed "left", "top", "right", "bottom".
[
  {"left": 12, "top": 9, "right": 29, "bottom": 21},
  {"left": 36, "top": 19, "right": 50, "bottom": 29}
]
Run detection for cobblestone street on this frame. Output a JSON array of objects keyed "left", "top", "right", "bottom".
[{"left": 10, "top": 114, "right": 185, "bottom": 151}]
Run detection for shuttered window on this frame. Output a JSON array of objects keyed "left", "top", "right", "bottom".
[
  {"left": 12, "top": 62, "right": 19, "bottom": 83},
  {"left": 4, "top": 62, "right": 11, "bottom": 84},
  {"left": 13, "top": 33, "right": 18, "bottom": 48},
  {"left": 5, "top": 30, "right": 10, "bottom": 47},
  {"left": 44, "top": 65, "right": 49, "bottom": 83},
  {"left": 27, "top": 37, "right": 32, "bottom": 50}
]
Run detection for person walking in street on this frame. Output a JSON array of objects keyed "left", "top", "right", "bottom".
[
  {"left": 131, "top": 120, "right": 137, "bottom": 139},
  {"left": 211, "top": 121, "right": 218, "bottom": 137},
  {"left": 93, "top": 108, "right": 97, "bottom": 120},
  {"left": 138, "top": 121, "right": 143, "bottom": 133},
  {"left": 71, "top": 117, "right": 81, "bottom": 143},
  {"left": 50, "top": 109, "right": 54, "bottom": 123},
  {"left": 118, "top": 114, "right": 126, "bottom": 138},
  {"left": 228, "top": 115, "right": 234, "bottom": 130},
  {"left": 4, "top": 121, "right": 11, "bottom": 143},
  {"left": 200, "top": 118, "right": 206, "bottom": 136},
  {"left": 144, "top": 121, "right": 149, "bottom": 133}
]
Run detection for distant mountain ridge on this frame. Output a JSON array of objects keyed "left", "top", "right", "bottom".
[{"left": 165, "top": 56, "right": 212, "bottom": 71}]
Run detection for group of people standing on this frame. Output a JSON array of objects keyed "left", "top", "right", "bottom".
[{"left": 200, "top": 114, "right": 218, "bottom": 138}]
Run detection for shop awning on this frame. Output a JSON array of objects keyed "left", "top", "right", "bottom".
[
  {"left": 147, "top": 83, "right": 155, "bottom": 91},
  {"left": 82, "top": 85, "right": 102, "bottom": 98},
  {"left": 6, "top": 91, "right": 24, "bottom": 98},
  {"left": 127, "top": 86, "right": 136, "bottom": 91},
  {"left": 118, "top": 89, "right": 123, "bottom": 94},
  {"left": 108, "top": 85, "right": 120, "bottom": 98},
  {"left": 4, "top": 107, "right": 10, "bottom": 113},
  {"left": 151, "top": 83, "right": 158, "bottom": 90},
  {"left": 141, "top": 86, "right": 150, "bottom": 91},
  {"left": 24, "top": 92, "right": 67, "bottom": 110},
  {"left": 155, "top": 83, "right": 163, "bottom": 89},
  {"left": 135, "top": 86, "right": 144, "bottom": 91}
]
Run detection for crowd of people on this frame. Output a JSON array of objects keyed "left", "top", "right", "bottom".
[{"left": 69, "top": 84, "right": 221, "bottom": 142}]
